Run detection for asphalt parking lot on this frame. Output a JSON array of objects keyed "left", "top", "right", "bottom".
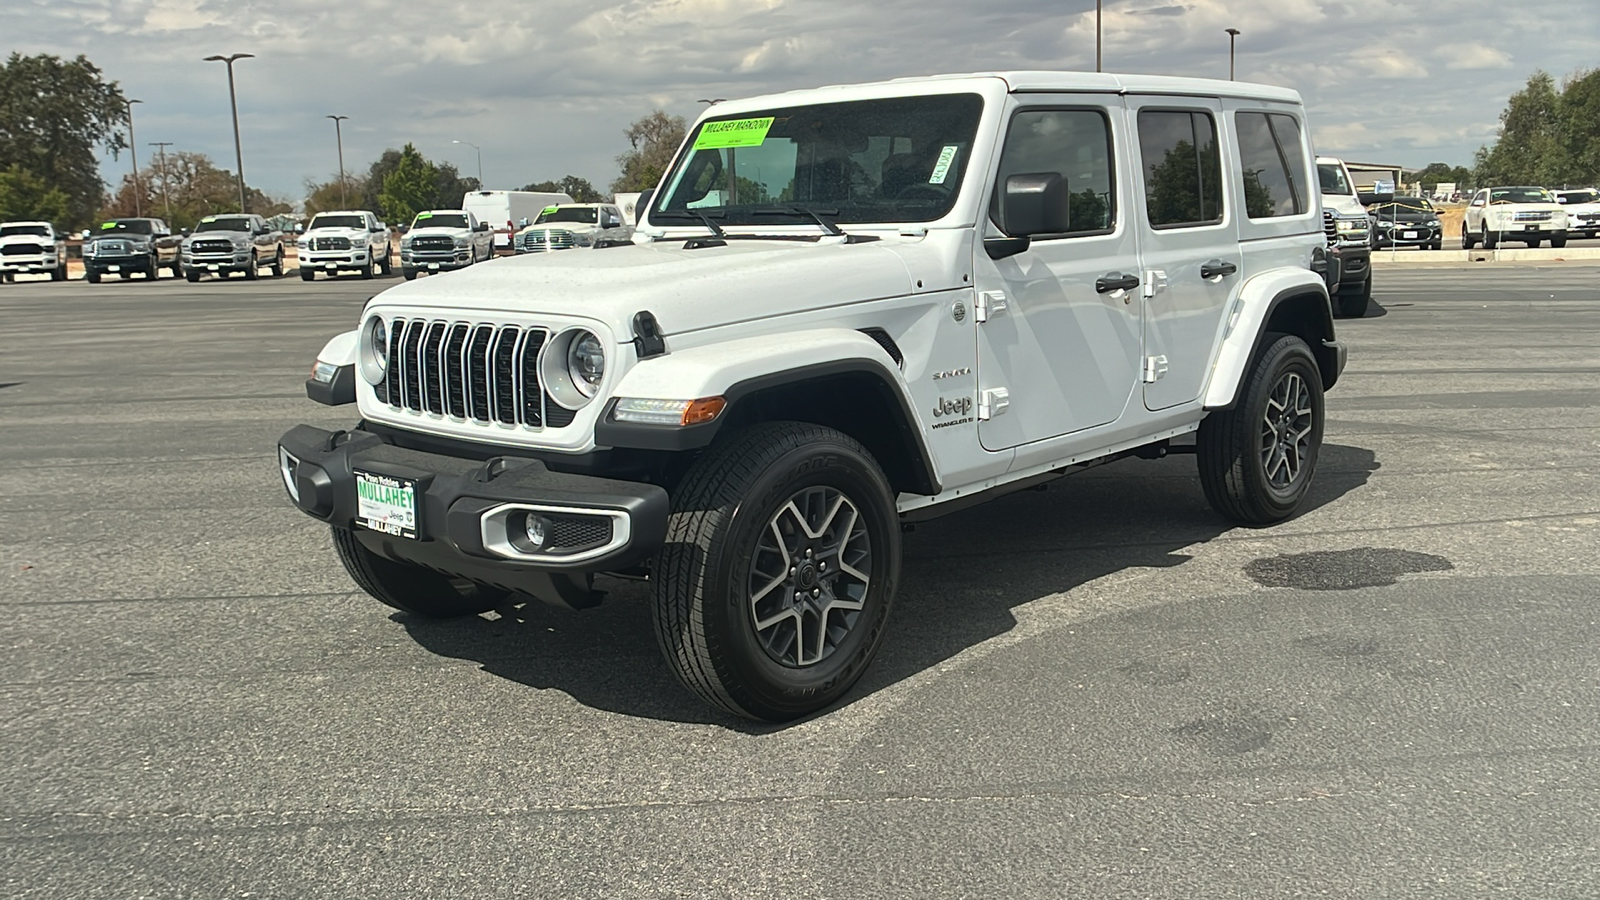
[{"left": 2, "top": 262, "right": 1598, "bottom": 899}]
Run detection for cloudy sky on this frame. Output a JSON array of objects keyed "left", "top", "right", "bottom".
[{"left": 10, "top": 0, "right": 1597, "bottom": 207}]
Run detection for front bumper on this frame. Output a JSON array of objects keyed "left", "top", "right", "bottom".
[
  {"left": 401, "top": 249, "right": 472, "bottom": 271},
  {"left": 0, "top": 254, "right": 62, "bottom": 273},
  {"left": 1372, "top": 224, "right": 1439, "bottom": 247},
  {"left": 277, "top": 424, "right": 669, "bottom": 591},
  {"left": 84, "top": 255, "right": 154, "bottom": 274},
  {"left": 299, "top": 249, "right": 374, "bottom": 271},
  {"left": 183, "top": 251, "right": 254, "bottom": 273}
]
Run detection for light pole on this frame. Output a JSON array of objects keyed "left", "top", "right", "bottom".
[
  {"left": 149, "top": 141, "right": 174, "bottom": 221},
  {"left": 453, "top": 139, "right": 483, "bottom": 187},
  {"left": 327, "top": 115, "right": 349, "bottom": 208},
  {"left": 125, "top": 99, "right": 143, "bottom": 217},
  {"left": 204, "top": 53, "right": 254, "bottom": 212},
  {"left": 1096, "top": 0, "right": 1103, "bottom": 73},
  {"left": 1226, "top": 28, "right": 1240, "bottom": 81}
]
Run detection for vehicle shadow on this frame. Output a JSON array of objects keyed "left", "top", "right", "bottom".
[{"left": 399, "top": 442, "right": 1379, "bottom": 729}]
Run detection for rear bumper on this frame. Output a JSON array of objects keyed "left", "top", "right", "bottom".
[{"left": 277, "top": 425, "right": 669, "bottom": 582}]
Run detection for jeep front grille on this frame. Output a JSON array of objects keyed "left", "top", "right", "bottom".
[
  {"left": 311, "top": 236, "right": 352, "bottom": 251},
  {"left": 380, "top": 318, "right": 577, "bottom": 429}
]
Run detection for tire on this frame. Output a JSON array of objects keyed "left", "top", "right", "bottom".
[
  {"left": 1197, "top": 334, "right": 1325, "bottom": 525},
  {"left": 1462, "top": 224, "right": 1475, "bottom": 250},
  {"left": 86, "top": 270, "right": 100, "bottom": 284},
  {"left": 1551, "top": 233, "right": 1568, "bottom": 249},
  {"left": 330, "top": 526, "right": 506, "bottom": 618},
  {"left": 651, "top": 422, "right": 900, "bottom": 722},
  {"left": 1525, "top": 239, "right": 1540, "bottom": 249},
  {"left": 300, "top": 268, "right": 315, "bottom": 282},
  {"left": 185, "top": 268, "right": 201, "bottom": 283},
  {"left": 270, "top": 247, "right": 285, "bottom": 277},
  {"left": 377, "top": 243, "right": 392, "bottom": 275},
  {"left": 1335, "top": 271, "right": 1371, "bottom": 318},
  {"left": 1429, "top": 239, "right": 1442, "bottom": 250},
  {"left": 360, "top": 254, "right": 374, "bottom": 280},
  {"left": 403, "top": 268, "right": 418, "bottom": 281},
  {"left": 1482, "top": 226, "right": 1497, "bottom": 250},
  {"left": 244, "top": 251, "right": 260, "bottom": 280}
]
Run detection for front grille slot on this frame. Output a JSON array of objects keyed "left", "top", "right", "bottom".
[
  {"left": 413, "top": 236, "right": 454, "bottom": 251},
  {"left": 311, "top": 236, "right": 352, "bottom": 251},
  {"left": 192, "top": 239, "right": 232, "bottom": 254},
  {"left": 1, "top": 243, "right": 43, "bottom": 256}
]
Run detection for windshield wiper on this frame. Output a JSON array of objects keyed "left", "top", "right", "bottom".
[
  {"left": 653, "top": 209, "right": 727, "bottom": 238},
  {"left": 749, "top": 205, "right": 845, "bottom": 236}
]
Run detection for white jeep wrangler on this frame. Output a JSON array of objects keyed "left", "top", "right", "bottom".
[{"left": 281, "top": 72, "right": 1345, "bottom": 721}]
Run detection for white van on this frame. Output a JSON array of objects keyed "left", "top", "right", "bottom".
[{"left": 461, "top": 190, "right": 573, "bottom": 251}]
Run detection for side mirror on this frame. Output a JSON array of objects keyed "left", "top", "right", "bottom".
[
  {"left": 635, "top": 189, "right": 654, "bottom": 224},
  {"left": 605, "top": 216, "right": 622, "bottom": 228},
  {"left": 475, "top": 222, "right": 489, "bottom": 232},
  {"left": 294, "top": 223, "right": 306, "bottom": 234},
  {"left": 999, "top": 172, "right": 1071, "bottom": 237},
  {"left": 82, "top": 230, "right": 92, "bottom": 240},
  {"left": 181, "top": 228, "right": 191, "bottom": 237},
  {"left": 517, "top": 217, "right": 531, "bottom": 228}
]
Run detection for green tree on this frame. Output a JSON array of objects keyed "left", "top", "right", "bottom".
[
  {"left": 99, "top": 151, "right": 285, "bottom": 229},
  {"left": 302, "top": 175, "right": 364, "bottom": 217},
  {"left": 0, "top": 53, "right": 129, "bottom": 228},
  {"left": 611, "top": 110, "right": 686, "bottom": 193},
  {"left": 521, "top": 175, "right": 604, "bottom": 202},
  {"left": 0, "top": 164, "right": 71, "bottom": 223},
  {"left": 1474, "top": 70, "right": 1566, "bottom": 186},
  {"left": 379, "top": 143, "right": 438, "bottom": 224},
  {"left": 1555, "top": 68, "right": 1600, "bottom": 185},
  {"left": 1413, "top": 162, "right": 1474, "bottom": 192}
]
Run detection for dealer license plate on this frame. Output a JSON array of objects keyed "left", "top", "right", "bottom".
[
  {"left": 1402, "top": 230, "right": 1417, "bottom": 239},
  {"left": 325, "top": 263, "right": 337, "bottom": 270},
  {"left": 208, "top": 265, "right": 220, "bottom": 271},
  {"left": 354, "top": 470, "right": 418, "bottom": 539},
  {"left": 107, "top": 265, "right": 120, "bottom": 272},
  {"left": 428, "top": 263, "right": 440, "bottom": 270},
  {"left": 1525, "top": 225, "right": 1538, "bottom": 231}
]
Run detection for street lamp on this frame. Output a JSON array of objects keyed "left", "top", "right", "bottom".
[
  {"left": 204, "top": 53, "right": 254, "bottom": 212},
  {"left": 327, "top": 115, "right": 349, "bottom": 208},
  {"left": 125, "top": 99, "right": 143, "bottom": 217},
  {"left": 149, "top": 141, "right": 173, "bottom": 221},
  {"left": 1226, "top": 28, "right": 1241, "bottom": 81},
  {"left": 1096, "top": 0, "right": 1103, "bottom": 73},
  {"left": 453, "top": 139, "right": 483, "bottom": 187}
]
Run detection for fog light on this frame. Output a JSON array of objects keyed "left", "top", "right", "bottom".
[{"left": 523, "top": 514, "right": 552, "bottom": 549}]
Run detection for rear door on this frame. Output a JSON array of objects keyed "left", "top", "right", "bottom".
[{"left": 1124, "top": 97, "right": 1240, "bottom": 412}]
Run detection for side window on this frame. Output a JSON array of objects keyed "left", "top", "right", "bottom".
[
  {"left": 1236, "top": 112, "right": 1307, "bottom": 218},
  {"left": 990, "top": 108, "right": 1116, "bottom": 237},
  {"left": 1137, "top": 109, "right": 1223, "bottom": 229}
]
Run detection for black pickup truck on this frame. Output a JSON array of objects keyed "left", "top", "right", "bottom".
[{"left": 82, "top": 218, "right": 183, "bottom": 282}]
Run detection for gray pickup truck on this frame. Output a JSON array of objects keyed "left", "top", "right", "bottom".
[
  {"left": 82, "top": 218, "right": 183, "bottom": 282},
  {"left": 180, "top": 214, "right": 288, "bottom": 281}
]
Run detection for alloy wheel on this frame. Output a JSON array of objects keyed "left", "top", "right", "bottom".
[
  {"left": 747, "top": 486, "right": 873, "bottom": 668},
  {"left": 1259, "top": 371, "right": 1314, "bottom": 491}
]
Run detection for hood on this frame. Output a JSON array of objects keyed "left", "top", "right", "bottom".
[
  {"left": 1371, "top": 206, "right": 1436, "bottom": 223},
  {"left": 306, "top": 227, "right": 371, "bottom": 239},
  {"left": 85, "top": 231, "right": 153, "bottom": 244},
  {"left": 522, "top": 221, "right": 600, "bottom": 235},
  {"left": 186, "top": 229, "right": 252, "bottom": 242},
  {"left": 0, "top": 233, "right": 54, "bottom": 246},
  {"left": 368, "top": 236, "right": 920, "bottom": 339},
  {"left": 1321, "top": 192, "right": 1366, "bottom": 217},
  {"left": 406, "top": 225, "right": 472, "bottom": 238}
]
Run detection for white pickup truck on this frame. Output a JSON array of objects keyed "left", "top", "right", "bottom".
[
  {"left": 296, "top": 210, "right": 393, "bottom": 280},
  {"left": 513, "top": 203, "right": 634, "bottom": 253},
  {"left": 0, "top": 221, "right": 69, "bottom": 282},
  {"left": 399, "top": 210, "right": 494, "bottom": 280},
  {"left": 281, "top": 70, "right": 1345, "bottom": 721}
]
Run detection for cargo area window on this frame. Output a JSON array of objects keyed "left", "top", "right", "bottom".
[{"left": 1236, "top": 112, "right": 1308, "bottom": 218}]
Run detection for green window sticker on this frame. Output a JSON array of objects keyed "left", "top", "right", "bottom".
[
  {"left": 541, "top": 205, "right": 558, "bottom": 215},
  {"left": 929, "top": 146, "right": 959, "bottom": 185},
  {"left": 416, "top": 212, "right": 432, "bottom": 219},
  {"left": 101, "top": 222, "right": 117, "bottom": 230},
  {"left": 693, "top": 117, "right": 775, "bottom": 150}
]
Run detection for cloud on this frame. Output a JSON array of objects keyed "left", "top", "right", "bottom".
[
  {"left": 6, "top": 0, "right": 1595, "bottom": 205},
  {"left": 1440, "top": 43, "right": 1514, "bottom": 70}
]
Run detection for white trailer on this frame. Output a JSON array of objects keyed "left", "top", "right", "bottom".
[{"left": 462, "top": 190, "right": 573, "bottom": 251}]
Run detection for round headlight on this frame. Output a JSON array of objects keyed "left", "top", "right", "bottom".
[
  {"left": 359, "top": 316, "right": 388, "bottom": 385},
  {"left": 567, "top": 331, "right": 605, "bottom": 397}
]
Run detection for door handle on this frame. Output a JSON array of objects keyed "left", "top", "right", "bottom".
[
  {"left": 1200, "top": 259, "right": 1238, "bottom": 279},
  {"left": 1095, "top": 272, "right": 1141, "bottom": 293}
]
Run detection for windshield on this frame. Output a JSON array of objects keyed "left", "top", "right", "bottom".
[
  {"left": 195, "top": 217, "right": 253, "bottom": 233},
  {"left": 1490, "top": 187, "right": 1554, "bottom": 204},
  {"left": 653, "top": 93, "right": 985, "bottom": 226},
  {"left": 97, "top": 220, "right": 154, "bottom": 235},
  {"left": 1371, "top": 198, "right": 1433, "bottom": 215},
  {"left": 413, "top": 212, "right": 470, "bottom": 229},
  {"left": 1317, "top": 164, "right": 1352, "bottom": 195},
  {"left": 1557, "top": 190, "right": 1600, "bottom": 204},
  {"left": 535, "top": 207, "right": 600, "bottom": 225},
  {"left": 310, "top": 214, "right": 368, "bottom": 230},
  {"left": 0, "top": 225, "right": 50, "bottom": 237}
]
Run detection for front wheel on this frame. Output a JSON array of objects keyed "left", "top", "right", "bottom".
[
  {"left": 244, "top": 251, "right": 260, "bottom": 280},
  {"left": 403, "top": 268, "right": 418, "bottom": 281},
  {"left": 185, "top": 268, "right": 201, "bottom": 283},
  {"left": 86, "top": 270, "right": 101, "bottom": 284},
  {"left": 1483, "top": 226, "right": 1498, "bottom": 250},
  {"left": 1335, "top": 272, "right": 1370, "bottom": 318},
  {"left": 651, "top": 422, "right": 900, "bottom": 722},
  {"left": 331, "top": 526, "right": 506, "bottom": 618},
  {"left": 360, "top": 254, "right": 374, "bottom": 279},
  {"left": 270, "top": 247, "right": 285, "bottom": 277},
  {"left": 1551, "top": 232, "right": 1568, "bottom": 249},
  {"left": 1462, "top": 224, "right": 1476, "bottom": 250},
  {"left": 1197, "top": 334, "right": 1325, "bottom": 525}
]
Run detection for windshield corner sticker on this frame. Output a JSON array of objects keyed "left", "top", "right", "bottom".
[
  {"left": 693, "top": 117, "right": 776, "bottom": 150},
  {"left": 416, "top": 212, "right": 432, "bottom": 219},
  {"left": 929, "top": 146, "right": 959, "bottom": 185},
  {"left": 541, "top": 205, "right": 558, "bottom": 215},
  {"left": 101, "top": 222, "right": 116, "bottom": 229}
]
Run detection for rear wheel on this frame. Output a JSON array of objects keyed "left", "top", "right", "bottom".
[
  {"left": 1462, "top": 224, "right": 1476, "bottom": 249},
  {"left": 652, "top": 422, "right": 900, "bottom": 721},
  {"left": 331, "top": 526, "right": 507, "bottom": 618},
  {"left": 52, "top": 262, "right": 66, "bottom": 282},
  {"left": 1197, "top": 334, "right": 1325, "bottom": 525}
]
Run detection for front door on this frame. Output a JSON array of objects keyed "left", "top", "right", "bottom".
[
  {"left": 972, "top": 97, "right": 1143, "bottom": 452},
  {"left": 1124, "top": 98, "right": 1240, "bottom": 412}
]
